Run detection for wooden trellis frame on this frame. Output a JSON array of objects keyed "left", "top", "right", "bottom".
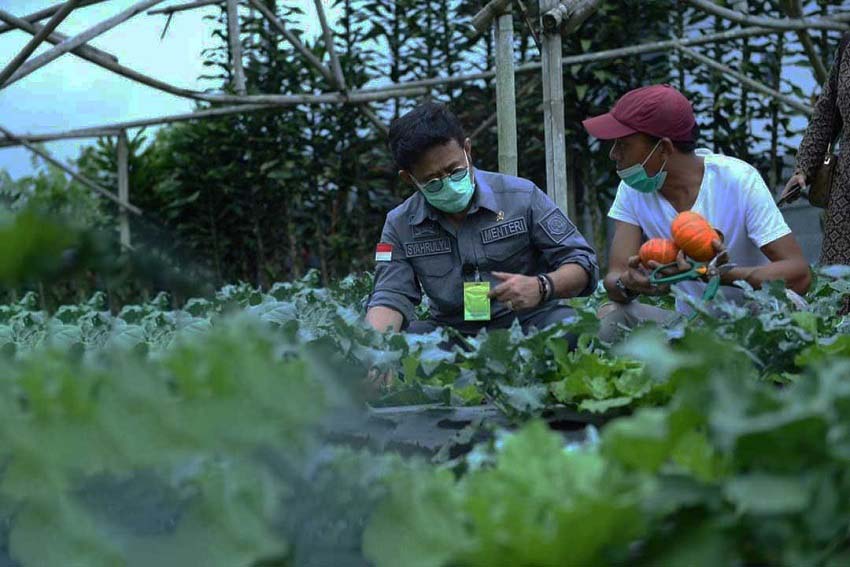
[{"left": 0, "top": 0, "right": 847, "bottom": 245}]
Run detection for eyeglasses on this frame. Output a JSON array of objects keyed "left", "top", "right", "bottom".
[
  {"left": 412, "top": 153, "right": 471, "bottom": 193},
  {"left": 416, "top": 167, "right": 470, "bottom": 193}
]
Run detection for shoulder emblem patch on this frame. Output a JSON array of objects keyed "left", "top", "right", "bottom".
[{"left": 539, "top": 209, "right": 576, "bottom": 244}]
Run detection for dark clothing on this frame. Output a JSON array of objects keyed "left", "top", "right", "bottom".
[
  {"left": 797, "top": 33, "right": 850, "bottom": 268},
  {"left": 368, "top": 169, "right": 598, "bottom": 334}
]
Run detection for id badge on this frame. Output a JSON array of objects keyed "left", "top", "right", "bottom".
[{"left": 464, "top": 282, "right": 491, "bottom": 321}]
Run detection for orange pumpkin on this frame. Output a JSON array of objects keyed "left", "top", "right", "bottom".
[
  {"left": 671, "top": 211, "right": 719, "bottom": 262},
  {"left": 639, "top": 238, "right": 679, "bottom": 268}
]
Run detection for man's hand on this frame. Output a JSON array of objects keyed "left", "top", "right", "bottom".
[
  {"left": 620, "top": 256, "right": 670, "bottom": 296},
  {"left": 365, "top": 306, "right": 403, "bottom": 333},
  {"left": 489, "top": 271, "right": 542, "bottom": 311},
  {"left": 645, "top": 249, "right": 691, "bottom": 277},
  {"left": 709, "top": 239, "right": 729, "bottom": 265},
  {"left": 366, "top": 366, "right": 396, "bottom": 395}
]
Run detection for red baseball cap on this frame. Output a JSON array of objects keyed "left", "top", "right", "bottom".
[{"left": 582, "top": 84, "right": 696, "bottom": 142}]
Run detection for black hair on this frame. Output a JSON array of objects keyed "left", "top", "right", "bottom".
[
  {"left": 388, "top": 102, "right": 466, "bottom": 171},
  {"left": 649, "top": 123, "right": 700, "bottom": 154}
]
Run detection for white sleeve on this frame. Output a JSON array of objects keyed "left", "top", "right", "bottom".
[
  {"left": 607, "top": 182, "right": 640, "bottom": 226},
  {"left": 743, "top": 167, "right": 792, "bottom": 248}
]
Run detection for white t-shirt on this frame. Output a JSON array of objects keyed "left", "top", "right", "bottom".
[{"left": 608, "top": 149, "right": 791, "bottom": 313}]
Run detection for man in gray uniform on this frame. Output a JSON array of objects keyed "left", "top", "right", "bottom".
[{"left": 366, "top": 102, "right": 598, "bottom": 339}]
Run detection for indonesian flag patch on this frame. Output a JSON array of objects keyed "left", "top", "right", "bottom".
[{"left": 375, "top": 243, "right": 393, "bottom": 262}]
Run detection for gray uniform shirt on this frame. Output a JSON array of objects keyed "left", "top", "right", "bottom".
[{"left": 368, "top": 169, "right": 599, "bottom": 333}]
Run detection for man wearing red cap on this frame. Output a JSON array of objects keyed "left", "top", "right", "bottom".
[{"left": 582, "top": 84, "right": 811, "bottom": 341}]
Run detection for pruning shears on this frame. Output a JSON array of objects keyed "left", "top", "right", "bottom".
[{"left": 648, "top": 251, "right": 736, "bottom": 302}]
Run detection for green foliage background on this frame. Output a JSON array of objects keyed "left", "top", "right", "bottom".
[{"left": 1, "top": 0, "right": 846, "bottom": 303}]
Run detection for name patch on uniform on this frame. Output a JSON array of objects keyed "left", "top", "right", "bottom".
[
  {"left": 411, "top": 223, "right": 440, "bottom": 239},
  {"left": 405, "top": 238, "right": 452, "bottom": 258},
  {"left": 480, "top": 218, "right": 528, "bottom": 244},
  {"left": 539, "top": 209, "right": 576, "bottom": 244}
]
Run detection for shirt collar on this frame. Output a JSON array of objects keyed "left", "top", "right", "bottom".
[
  {"left": 409, "top": 169, "right": 499, "bottom": 225},
  {"left": 468, "top": 169, "right": 499, "bottom": 215}
]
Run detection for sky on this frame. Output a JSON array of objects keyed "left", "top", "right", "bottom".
[
  {"left": 0, "top": 0, "right": 335, "bottom": 179},
  {"left": 0, "top": 1, "right": 824, "bottom": 182}
]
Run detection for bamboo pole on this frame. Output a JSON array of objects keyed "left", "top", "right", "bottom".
[
  {"left": 148, "top": 0, "right": 222, "bottom": 16},
  {"left": 0, "top": 127, "right": 121, "bottom": 145},
  {"left": 1, "top": 22, "right": 821, "bottom": 148},
  {"left": 0, "top": 9, "right": 418, "bottom": 110},
  {"left": 543, "top": 0, "right": 601, "bottom": 33},
  {"left": 310, "top": 0, "right": 387, "bottom": 133},
  {"left": 199, "top": 85, "right": 426, "bottom": 105},
  {"left": 561, "top": 0, "right": 601, "bottom": 34},
  {"left": 117, "top": 131, "right": 132, "bottom": 247},
  {"left": 471, "top": 0, "right": 513, "bottom": 37},
  {"left": 471, "top": 78, "right": 537, "bottom": 141},
  {"left": 0, "top": 10, "right": 221, "bottom": 103},
  {"left": 3, "top": 0, "right": 166, "bottom": 89},
  {"left": 0, "top": 124, "right": 142, "bottom": 215},
  {"left": 676, "top": 45, "right": 812, "bottom": 115},
  {"left": 0, "top": 0, "right": 108, "bottom": 35},
  {"left": 542, "top": 0, "right": 572, "bottom": 32},
  {"left": 226, "top": 0, "right": 247, "bottom": 95},
  {"left": 0, "top": 105, "right": 280, "bottom": 147},
  {"left": 0, "top": 86, "right": 426, "bottom": 148},
  {"left": 245, "top": 0, "right": 333, "bottom": 84},
  {"left": 250, "top": 0, "right": 388, "bottom": 134},
  {"left": 540, "top": 0, "right": 570, "bottom": 216},
  {"left": 0, "top": 0, "right": 83, "bottom": 88},
  {"left": 782, "top": 0, "right": 828, "bottom": 84},
  {"left": 2, "top": 9, "right": 833, "bottom": 150},
  {"left": 494, "top": 6, "right": 518, "bottom": 175},
  {"left": 391, "top": 24, "right": 816, "bottom": 91},
  {"left": 2, "top": 4, "right": 828, "bottom": 105},
  {"left": 0, "top": 9, "right": 119, "bottom": 64},
  {"left": 313, "top": 0, "right": 346, "bottom": 90},
  {"left": 516, "top": 0, "right": 541, "bottom": 51},
  {"left": 686, "top": 0, "right": 848, "bottom": 32}
]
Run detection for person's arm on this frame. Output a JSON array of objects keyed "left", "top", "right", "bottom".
[
  {"left": 794, "top": 34, "right": 847, "bottom": 181},
  {"left": 366, "top": 218, "right": 421, "bottom": 332},
  {"left": 547, "top": 262, "right": 589, "bottom": 299},
  {"left": 489, "top": 187, "right": 599, "bottom": 310},
  {"left": 529, "top": 187, "right": 599, "bottom": 295},
  {"left": 733, "top": 166, "right": 812, "bottom": 295},
  {"left": 603, "top": 221, "right": 669, "bottom": 302},
  {"left": 490, "top": 263, "right": 588, "bottom": 311},
  {"left": 365, "top": 306, "right": 404, "bottom": 333},
  {"left": 720, "top": 235, "right": 811, "bottom": 295}
]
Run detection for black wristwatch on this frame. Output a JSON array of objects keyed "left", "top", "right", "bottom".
[{"left": 615, "top": 276, "right": 639, "bottom": 302}]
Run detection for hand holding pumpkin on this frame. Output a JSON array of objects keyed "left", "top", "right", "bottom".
[
  {"left": 645, "top": 248, "right": 692, "bottom": 278},
  {"left": 638, "top": 238, "right": 689, "bottom": 277},
  {"left": 621, "top": 255, "right": 670, "bottom": 296},
  {"left": 671, "top": 211, "right": 722, "bottom": 262}
]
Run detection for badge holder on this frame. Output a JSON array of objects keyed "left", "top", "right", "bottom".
[{"left": 463, "top": 266, "right": 490, "bottom": 321}]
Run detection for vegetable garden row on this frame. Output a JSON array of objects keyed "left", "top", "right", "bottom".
[{"left": 0, "top": 268, "right": 849, "bottom": 566}]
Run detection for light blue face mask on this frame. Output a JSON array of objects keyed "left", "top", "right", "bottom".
[
  {"left": 617, "top": 139, "right": 668, "bottom": 194},
  {"left": 412, "top": 153, "right": 475, "bottom": 213}
]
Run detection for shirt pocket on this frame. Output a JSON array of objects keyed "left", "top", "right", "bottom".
[
  {"left": 410, "top": 252, "right": 454, "bottom": 277},
  {"left": 410, "top": 253, "right": 459, "bottom": 312},
  {"left": 482, "top": 235, "right": 529, "bottom": 270}
]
